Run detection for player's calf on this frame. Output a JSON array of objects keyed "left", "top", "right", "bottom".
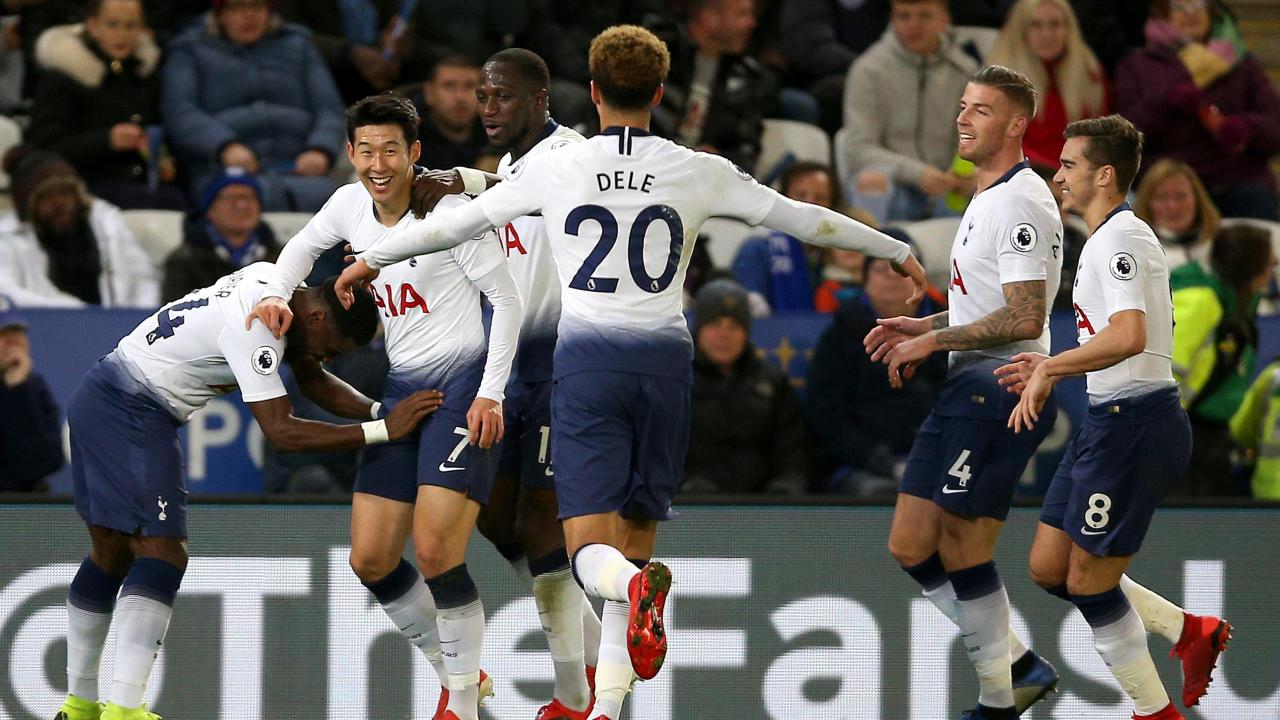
[
  {"left": 104, "top": 556, "right": 184, "bottom": 716},
  {"left": 1073, "top": 586, "right": 1172, "bottom": 717},
  {"left": 531, "top": 547, "right": 592, "bottom": 713},
  {"left": 427, "top": 564, "right": 487, "bottom": 720}
]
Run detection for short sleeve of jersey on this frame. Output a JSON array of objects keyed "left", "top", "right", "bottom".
[
  {"left": 476, "top": 154, "right": 551, "bottom": 229},
  {"left": 993, "top": 194, "right": 1056, "bottom": 284},
  {"left": 702, "top": 154, "right": 778, "bottom": 226},
  {"left": 1091, "top": 231, "right": 1148, "bottom": 316},
  {"left": 217, "top": 321, "right": 287, "bottom": 403},
  {"left": 295, "top": 185, "right": 357, "bottom": 249}
]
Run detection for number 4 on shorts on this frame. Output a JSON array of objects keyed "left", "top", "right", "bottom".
[{"left": 948, "top": 449, "right": 973, "bottom": 487}]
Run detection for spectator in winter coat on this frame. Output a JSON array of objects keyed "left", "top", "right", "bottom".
[
  {"left": 1115, "top": 0, "right": 1280, "bottom": 220},
  {"left": 1132, "top": 158, "right": 1221, "bottom": 270},
  {"left": 29, "top": 0, "right": 187, "bottom": 211},
  {"left": 684, "top": 280, "right": 810, "bottom": 495},
  {"left": 161, "top": 167, "right": 284, "bottom": 302},
  {"left": 0, "top": 298, "right": 64, "bottom": 493},
  {"left": 161, "top": 0, "right": 346, "bottom": 212},
  {"left": 0, "top": 147, "right": 158, "bottom": 308}
]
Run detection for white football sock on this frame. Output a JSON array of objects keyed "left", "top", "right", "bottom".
[
  {"left": 592, "top": 600, "right": 635, "bottom": 720},
  {"left": 1120, "top": 575, "right": 1185, "bottom": 645},
  {"left": 924, "top": 581, "right": 1030, "bottom": 663},
  {"left": 66, "top": 602, "right": 112, "bottom": 700},
  {"left": 439, "top": 598, "right": 485, "bottom": 720},
  {"left": 107, "top": 595, "right": 172, "bottom": 709},
  {"left": 380, "top": 579, "right": 448, "bottom": 686},
  {"left": 582, "top": 593, "right": 602, "bottom": 668},
  {"left": 1091, "top": 604, "right": 1171, "bottom": 715},
  {"left": 955, "top": 588, "right": 1015, "bottom": 709},
  {"left": 534, "top": 567, "right": 590, "bottom": 711},
  {"left": 573, "top": 544, "right": 637, "bottom": 602}
]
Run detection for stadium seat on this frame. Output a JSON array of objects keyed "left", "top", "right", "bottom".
[
  {"left": 756, "top": 119, "right": 833, "bottom": 185},
  {"left": 893, "top": 216, "right": 962, "bottom": 290},
  {"left": 0, "top": 114, "right": 22, "bottom": 192},
  {"left": 263, "top": 212, "right": 314, "bottom": 244},
  {"left": 121, "top": 209, "right": 184, "bottom": 266}
]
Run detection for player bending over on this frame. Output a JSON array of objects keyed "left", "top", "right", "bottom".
[{"left": 56, "top": 266, "right": 438, "bottom": 720}]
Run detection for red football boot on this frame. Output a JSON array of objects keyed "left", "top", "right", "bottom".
[
  {"left": 1171, "top": 613, "right": 1232, "bottom": 707},
  {"left": 432, "top": 669, "right": 493, "bottom": 720},
  {"left": 535, "top": 698, "right": 592, "bottom": 720},
  {"left": 1134, "top": 701, "right": 1184, "bottom": 719},
  {"left": 625, "top": 561, "right": 672, "bottom": 680}
]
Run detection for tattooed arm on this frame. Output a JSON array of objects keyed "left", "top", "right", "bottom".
[
  {"left": 933, "top": 280, "right": 1045, "bottom": 351},
  {"left": 876, "top": 281, "right": 1045, "bottom": 389}
]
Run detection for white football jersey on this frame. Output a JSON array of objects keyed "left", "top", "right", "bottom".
[
  {"left": 464, "top": 127, "right": 786, "bottom": 380},
  {"left": 1071, "top": 202, "right": 1176, "bottom": 403},
  {"left": 273, "top": 184, "right": 508, "bottom": 410},
  {"left": 116, "top": 262, "right": 287, "bottom": 421},
  {"left": 494, "top": 120, "right": 585, "bottom": 382},
  {"left": 948, "top": 161, "right": 1064, "bottom": 363}
]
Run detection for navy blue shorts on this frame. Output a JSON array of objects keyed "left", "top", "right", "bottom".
[
  {"left": 1041, "top": 387, "right": 1189, "bottom": 557},
  {"left": 900, "top": 359, "right": 1058, "bottom": 521},
  {"left": 498, "top": 380, "right": 555, "bottom": 490},
  {"left": 552, "top": 371, "right": 690, "bottom": 521},
  {"left": 356, "top": 405, "right": 497, "bottom": 504},
  {"left": 69, "top": 356, "right": 188, "bottom": 537}
]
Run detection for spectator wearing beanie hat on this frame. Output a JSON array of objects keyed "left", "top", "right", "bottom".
[
  {"left": 161, "top": 167, "right": 284, "bottom": 301},
  {"left": 684, "top": 279, "right": 811, "bottom": 496},
  {"left": 0, "top": 146, "right": 159, "bottom": 307}
]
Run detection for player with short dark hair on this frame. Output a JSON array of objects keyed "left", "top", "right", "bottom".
[
  {"left": 865, "top": 65, "right": 1063, "bottom": 720},
  {"left": 248, "top": 91, "right": 524, "bottom": 720},
  {"left": 998, "top": 114, "right": 1229, "bottom": 720},
  {"left": 55, "top": 267, "right": 440, "bottom": 720},
  {"left": 336, "top": 25, "right": 926, "bottom": 720}
]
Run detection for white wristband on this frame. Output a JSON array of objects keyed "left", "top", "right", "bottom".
[
  {"left": 361, "top": 420, "right": 389, "bottom": 445},
  {"left": 369, "top": 402, "right": 382, "bottom": 420},
  {"left": 455, "top": 166, "right": 487, "bottom": 195}
]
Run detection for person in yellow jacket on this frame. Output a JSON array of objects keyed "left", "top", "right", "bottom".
[
  {"left": 1230, "top": 359, "right": 1280, "bottom": 498},
  {"left": 1170, "top": 224, "right": 1274, "bottom": 496}
]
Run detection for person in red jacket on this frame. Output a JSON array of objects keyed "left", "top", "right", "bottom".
[
  {"left": 987, "top": 0, "right": 1109, "bottom": 175},
  {"left": 1115, "top": 0, "right": 1280, "bottom": 220}
]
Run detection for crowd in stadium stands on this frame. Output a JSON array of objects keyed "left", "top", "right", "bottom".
[{"left": 1, "top": 0, "right": 1278, "bottom": 499}]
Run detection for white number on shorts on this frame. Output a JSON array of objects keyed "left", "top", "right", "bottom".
[
  {"left": 538, "top": 425, "right": 551, "bottom": 465},
  {"left": 1084, "top": 493, "right": 1112, "bottom": 529},
  {"left": 448, "top": 427, "right": 470, "bottom": 463},
  {"left": 948, "top": 449, "right": 973, "bottom": 487}
]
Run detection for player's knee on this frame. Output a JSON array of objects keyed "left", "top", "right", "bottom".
[
  {"left": 348, "top": 549, "right": 399, "bottom": 584},
  {"left": 887, "top": 536, "right": 930, "bottom": 568},
  {"left": 1028, "top": 557, "right": 1066, "bottom": 591},
  {"left": 474, "top": 510, "right": 514, "bottom": 547},
  {"left": 414, "top": 536, "right": 458, "bottom": 579}
]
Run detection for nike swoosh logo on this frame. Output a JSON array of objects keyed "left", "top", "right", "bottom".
[
  {"left": 438, "top": 463, "right": 466, "bottom": 473},
  {"left": 941, "top": 485, "right": 968, "bottom": 494},
  {"left": 544, "top": 466, "right": 554, "bottom": 477},
  {"left": 1080, "top": 527, "right": 1107, "bottom": 536}
]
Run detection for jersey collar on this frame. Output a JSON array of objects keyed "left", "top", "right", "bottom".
[
  {"left": 1099, "top": 201, "right": 1132, "bottom": 230},
  {"left": 535, "top": 118, "right": 560, "bottom": 144},
  {"left": 989, "top": 159, "right": 1032, "bottom": 189},
  {"left": 600, "top": 126, "right": 652, "bottom": 155}
]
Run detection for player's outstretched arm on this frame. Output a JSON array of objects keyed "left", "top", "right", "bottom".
[
  {"left": 1007, "top": 310, "right": 1147, "bottom": 433},
  {"left": 246, "top": 390, "right": 443, "bottom": 452},
  {"left": 761, "top": 195, "right": 927, "bottom": 303},
  {"left": 361, "top": 199, "right": 494, "bottom": 270}
]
